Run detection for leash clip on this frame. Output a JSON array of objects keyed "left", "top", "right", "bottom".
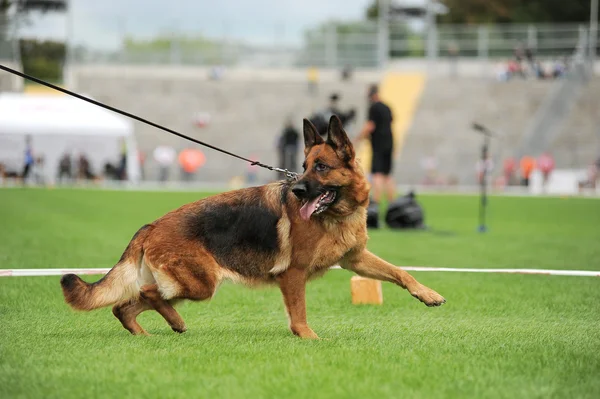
[{"left": 272, "top": 167, "right": 300, "bottom": 182}]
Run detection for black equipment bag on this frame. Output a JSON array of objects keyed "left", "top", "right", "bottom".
[
  {"left": 366, "top": 201, "right": 380, "bottom": 229},
  {"left": 385, "top": 191, "right": 425, "bottom": 229}
]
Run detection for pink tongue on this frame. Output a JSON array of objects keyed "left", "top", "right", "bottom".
[{"left": 299, "top": 197, "right": 320, "bottom": 221}]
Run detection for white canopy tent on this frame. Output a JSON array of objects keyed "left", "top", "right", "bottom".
[{"left": 0, "top": 93, "right": 140, "bottom": 184}]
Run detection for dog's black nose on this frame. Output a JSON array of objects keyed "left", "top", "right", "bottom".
[{"left": 292, "top": 182, "right": 308, "bottom": 198}]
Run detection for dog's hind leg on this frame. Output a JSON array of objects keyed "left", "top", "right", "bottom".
[
  {"left": 139, "top": 284, "right": 187, "bottom": 333},
  {"left": 112, "top": 299, "right": 152, "bottom": 335},
  {"left": 141, "top": 247, "right": 220, "bottom": 333}
]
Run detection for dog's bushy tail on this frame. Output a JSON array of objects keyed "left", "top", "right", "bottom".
[{"left": 60, "top": 225, "right": 151, "bottom": 311}]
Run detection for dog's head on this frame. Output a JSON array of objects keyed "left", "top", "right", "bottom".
[{"left": 292, "top": 115, "right": 369, "bottom": 221}]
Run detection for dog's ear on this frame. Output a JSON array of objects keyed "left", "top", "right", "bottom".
[
  {"left": 326, "top": 115, "right": 355, "bottom": 162},
  {"left": 303, "top": 118, "right": 323, "bottom": 152}
]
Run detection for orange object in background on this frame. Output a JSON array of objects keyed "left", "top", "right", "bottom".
[
  {"left": 519, "top": 156, "right": 536, "bottom": 179},
  {"left": 178, "top": 149, "right": 206, "bottom": 173}
]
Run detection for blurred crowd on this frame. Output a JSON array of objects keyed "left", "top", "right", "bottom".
[
  {"left": 3, "top": 120, "right": 598, "bottom": 195},
  {"left": 419, "top": 152, "right": 600, "bottom": 193},
  {"left": 0, "top": 135, "right": 209, "bottom": 186},
  {"left": 495, "top": 43, "right": 570, "bottom": 82}
]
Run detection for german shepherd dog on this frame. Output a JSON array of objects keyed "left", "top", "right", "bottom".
[{"left": 60, "top": 116, "right": 445, "bottom": 339}]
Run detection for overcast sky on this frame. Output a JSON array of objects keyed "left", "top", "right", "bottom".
[{"left": 18, "top": 0, "right": 381, "bottom": 49}]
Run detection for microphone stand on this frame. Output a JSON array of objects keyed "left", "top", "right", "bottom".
[{"left": 472, "top": 123, "right": 496, "bottom": 233}]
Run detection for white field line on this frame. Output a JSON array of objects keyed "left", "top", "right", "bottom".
[
  {"left": 333, "top": 266, "right": 600, "bottom": 277},
  {"left": 1, "top": 267, "right": 599, "bottom": 277}
]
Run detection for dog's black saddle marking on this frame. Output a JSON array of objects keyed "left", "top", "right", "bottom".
[{"left": 185, "top": 203, "right": 280, "bottom": 277}]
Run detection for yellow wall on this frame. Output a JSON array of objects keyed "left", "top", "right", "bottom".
[
  {"left": 24, "top": 84, "right": 64, "bottom": 95},
  {"left": 356, "top": 72, "right": 425, "bottom": 175}
]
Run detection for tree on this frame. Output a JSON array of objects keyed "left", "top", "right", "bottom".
[
  {"left": 365, "top": 0, "right": 592, "bottom": 24},
  {"left": 365, "top": 1, "right": 378, "bottom": 20},
  {"left": 1, "top": 0, "right": 66, "bottom": 39},
  {"left": 0, "top": 2, "right": 66, "bottom": 82},
  {"left": 1, "top": 0, "right": 67, "bottom": 72},
  {"left": 19, "top": 38, "right": 64, "bottom": 81},
  {"left": 437, "top": 0, "right": 592, "bottom": 24}
]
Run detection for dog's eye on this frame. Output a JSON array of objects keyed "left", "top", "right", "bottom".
[{"left": 315, "top": 163, "right": 329, "bottom": 172}]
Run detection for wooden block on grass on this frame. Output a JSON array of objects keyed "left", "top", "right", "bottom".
[{"left": 351, "top": 276, "right": 383, "bottom": 305}]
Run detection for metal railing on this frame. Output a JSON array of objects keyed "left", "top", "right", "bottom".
[
  {"left": 1, "top": 21, "right": 599, "bottom": 70},
  {"left": 106, "top": 23, "right": 599, "bottom": 69}
]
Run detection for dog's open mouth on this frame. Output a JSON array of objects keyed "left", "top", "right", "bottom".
[{"left": 299, "top": 190, "right": 337, "bottom": 221}]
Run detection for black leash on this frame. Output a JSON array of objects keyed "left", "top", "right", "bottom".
[{"left": 0, "top": 64, "right": 299, "bottom": 181}]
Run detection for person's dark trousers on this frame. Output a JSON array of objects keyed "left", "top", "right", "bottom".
[
  {"left": 159, "top": 166, "right": 169, "bottom": 183},
  {"left": 283, "top": 146, "right": 297, "bottom": 172}
]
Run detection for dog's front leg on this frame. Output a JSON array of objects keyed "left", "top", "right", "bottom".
[
  {"left": 341, "top": 249, "right": 446, "bottom": 307},
  {"left": 277, "top": 267, "right": 319, "bottom": 339}
]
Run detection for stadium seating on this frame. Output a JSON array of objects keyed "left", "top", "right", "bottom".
[
  {"left": 72, "top": 66, "right": 599, "bottom": 185},
  {"left": 548, "top": 77, "right": 600, "bottom": 168},
  {"left": 395, "top": 77, "right": 552, "bottom": 185}
]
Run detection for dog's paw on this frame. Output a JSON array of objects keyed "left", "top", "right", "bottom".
[
  {"left": 171, "top": 324, "right": 187, "bottom": 334},
  {"left": 291, "top": 324, "right": 320, "bottom": 339},
  {"left": 411, "top": 285, "right": 446, "bottom": 307}
]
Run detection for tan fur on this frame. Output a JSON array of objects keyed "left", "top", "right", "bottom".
[
  {"left": 270, "top": 214, "right": 292, "bottom": 275},
  {"left": 60, "top": 116, "right": 445, "bottom": 338},
  {"left": 66, "top": 262, "right": 139, "bottom": 309},
  {"left": 60, "top": 224, "right": 151, "bottom": 310}
]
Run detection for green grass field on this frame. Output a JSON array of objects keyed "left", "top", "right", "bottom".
[{"left": 1, "top": 188, "right": 599, "bottom": 398}]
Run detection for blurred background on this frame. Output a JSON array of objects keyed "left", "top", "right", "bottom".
[{"left": 0, "top": 0, "right": 598, "bottom": 195}]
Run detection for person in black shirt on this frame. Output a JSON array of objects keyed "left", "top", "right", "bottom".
[{"left": 356, "top": 84, "right": 395, "bottom": 203}]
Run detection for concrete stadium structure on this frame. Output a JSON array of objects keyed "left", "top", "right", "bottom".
[
  {"left": 73, "top": 65, "right": 600, "bottom": 185},
  {"left": 396, "top": 78, "right": 553, "bottom": 185},
  {"left": 4, "top": 63, "right": 597, "bottom": 186}
]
